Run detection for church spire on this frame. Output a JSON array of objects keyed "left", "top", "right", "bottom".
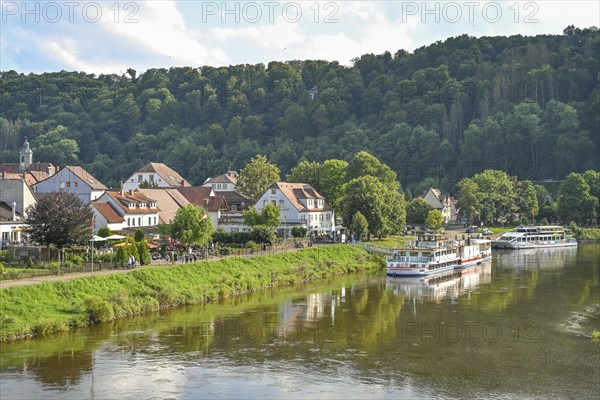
[{"left": 19, "top": 137, "right": 32, "bottom": 171}]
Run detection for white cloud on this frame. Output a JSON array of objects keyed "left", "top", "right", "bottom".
[{"left": 0, "top": 0, "right": 598, "bottom": 74}]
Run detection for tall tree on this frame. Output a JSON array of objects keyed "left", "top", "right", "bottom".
[
  {"left": 25, "top": 192, "right": 93, "bottom": 249},
  {"left": 406, "top": 198, "right": 433, "bottom": 223},
  {"left": 457, "top": 178, "right": 482, "bottom": 225},
  {"left": 557, "top": 173, "right": 598, "bottom": 224},
  {"left": 168, "top": 205, "right": 214, "bottom": 247},
  {"left": 237, "top": 155, "right": 281, "bottom": 200}
]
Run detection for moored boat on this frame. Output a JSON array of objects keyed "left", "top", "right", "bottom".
[
  {"left": 386, "top": 233, "right": 492, "bottom": 277},
  {"left": 492, "top": 225, "right": 577, "bottom": 249}
]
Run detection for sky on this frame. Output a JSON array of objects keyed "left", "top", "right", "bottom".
[{"left": 0, "top": 1, "right": 598, "bottom": 74}]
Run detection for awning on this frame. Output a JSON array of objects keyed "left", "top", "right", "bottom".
[
  {"left": 91, "top": 235, "right": 107, "bottom": 242},
  {"left": 106, "top": 234, "right": 126, "bottom": 240},
  {"left": 146, "top": 242, "right": 158, "bottom": 249}
]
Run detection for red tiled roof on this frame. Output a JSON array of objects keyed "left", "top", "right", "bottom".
[
  {"left": 103, "top": 191, "right": 160, "bottom": 214},
  {"left": 93, "top": 202, "right": 124, "bottom": 223},
  {"left": 176, "top": 187, "right": 214, "bottom": 204}
]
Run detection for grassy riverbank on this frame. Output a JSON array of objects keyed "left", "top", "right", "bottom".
[{"left": 0, "top": 245, "right": 383, "bottom": 342}]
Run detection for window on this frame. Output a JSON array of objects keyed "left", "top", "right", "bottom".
[
  {"left": 149, "top": 174, "right": 154, "bottom": 182},
  {"left": 320, "top": 214, "right": 323, "bottom": 221},
  {"left": 138, "top": 174, "right": 143, "bottom": 182},
  {"left": 66, "top": 181, "right": 71, "bottom": 188},
  {"left": 271, "top": 189, "right": 276, "bottom": 195},
  {"left": 74, "top": 181, "right": 78, "bottom": 188},
  {"left": 232, "top": 228, "right": 239, "bottom": 233},
  {"left": 60, "top": 181, "right": 65, "bottom": 189},
  {"left": 272, "top": 200, "right": 276, "bottom": 205},
  {"left": 279, "top": 200, "right": 284, "bottom": 206},
  {"left": 138, "top": 217, "right": 141, "bottom": 226},
  {"left": 263, "top": 200, "right": 268, "bottom": 206}
]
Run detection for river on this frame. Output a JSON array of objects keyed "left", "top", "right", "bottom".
[{"left": 1, "top": 245, "right": 598, "bottom": 399}]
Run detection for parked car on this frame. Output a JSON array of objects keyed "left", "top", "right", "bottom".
[
  {"left": 466, "top": 226, "right": 478, "bottom": 233},
  {"left": 481, "top": 228, "right": 493, "bottom": 236}
]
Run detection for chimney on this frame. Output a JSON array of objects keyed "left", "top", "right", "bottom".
[
  {"left": 12, "top": 202, "right": 16, "bottom": 221},
  {"left": 120, "top": 181, "right": 124, "bottom": 196},
  {"left": 128, "top": 190, "right": 134, "bottom": 196}
]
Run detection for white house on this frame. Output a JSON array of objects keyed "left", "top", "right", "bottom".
[
  {"left": 0, "top": 176, "right": 37, "bottom": 217},
  {"left": 93, "top": 190, "right": 160, "bottom": 231},
  {"left": 255, "top": 182, "right": 335, "bottom": 237},
  {"left": 422, "top": 188, "right": 459, "bottom": 224},
  {"left": 32, "top": 166, "right": 107, "bottom": 204},
  {"left": 123, "top": 162, "right": 190, "bottom": 192},
  {"left": 202, "top": 171, "right": 238, "bottom": 192},
  {"left": 92, "top": 202, "right": 126, "bottom": 232}
]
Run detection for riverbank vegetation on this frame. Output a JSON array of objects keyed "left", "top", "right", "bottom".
[{"left": 0, "top": 245, "right": 383, "bottom": 342}]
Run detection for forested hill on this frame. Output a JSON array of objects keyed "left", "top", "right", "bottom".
[{"left": 1, "top": 26, "right": 598, "bottom": 193}]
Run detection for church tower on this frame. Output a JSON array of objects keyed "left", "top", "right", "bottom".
[{"left": 19, "top": 137, "right": 32, "bottom": 171}]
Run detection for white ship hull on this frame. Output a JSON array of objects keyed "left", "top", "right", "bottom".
[
  {"left": 492, "top": 239, "right": 577, "bottom": 249},
  {"left": 386, "top": 263, "right": 457, "bottom": 277}
]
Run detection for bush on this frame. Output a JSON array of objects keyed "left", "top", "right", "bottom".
[
  {"left": 66, "top": 253, "right": 85, "bottom": 265},
  {"left": 83, "top": 296, "right": 114, "bottom": 323},
  {"left": 97, "top": 226, "right": 111, "bottom": 237},
  {"left": 291, "top": 226, "right": 308, "bottom": 238},
  {"left": 251, "top": 225, "right": 276, "bottom": 244},
  {"left": 213, "top": 231, "right": 253, "bottom": 244},
  {"left": 134, "top": 228, "right": 145, "bottom": 242},
  {"left": 48, "top": 262, "right": 60, "bottom": 275},
  {"left": 136, "top": 242, "right": 151, "bottom": 265},
  {"left": 0, "top": 251, "right": 10, "bottom": 262},
  {"left": 116, "top": 243, "right": 140, "bottom": 267}
]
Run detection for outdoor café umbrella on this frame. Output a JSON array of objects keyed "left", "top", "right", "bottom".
[{"left": 105, "top": 234, "right": 126, "bottom": 240}]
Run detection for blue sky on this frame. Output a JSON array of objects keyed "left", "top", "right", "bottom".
[{"left": 1, "top": 1, "right": 598, "bottom": 74}]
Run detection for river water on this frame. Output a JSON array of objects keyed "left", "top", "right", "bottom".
[{"left": 1, "top": 246, "right": 599, "bottom": 399}]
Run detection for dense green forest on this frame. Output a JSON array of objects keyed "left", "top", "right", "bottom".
[{"left": 0, "top": 26, "right": 598, "bottom": 193}]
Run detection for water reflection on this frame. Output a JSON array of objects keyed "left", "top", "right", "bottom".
[
  {"left": 1, "top": 246, "right": 599, "bottom": 399},
  {"left": 495, "top": 246, "right": 578, "bottom": 269},
  {"left": 386, "top": 263, "right": 492, "bottom": 303}
]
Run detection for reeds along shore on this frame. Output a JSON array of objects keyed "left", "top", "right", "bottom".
[{"left": 0, "top": 245, "right": 384, "bottom": 342}]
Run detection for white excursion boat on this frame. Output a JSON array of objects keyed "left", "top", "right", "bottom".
[
  {"left": 386, "top": 233, "right": 492, "bottom": 277},
  {"left": 492, "top": 225, "right": 577, "bottom": 250}
]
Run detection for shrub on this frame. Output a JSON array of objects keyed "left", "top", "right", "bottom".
[
  {"left": 116, "top": 243, "right": 140, "bottom": 267},
  {"left": 83, "top": 296, "right": 114, "bottom": 323},
  {"left": 134, "top": 228, "right": 145, "bottom": 242},
  {"left": 136, "top": 242, "right": 151, "bottom": 265},
  {"left": 97, "top": 226, "right": 111, "bottom": 237},
  {"left": 0, "top": 251, "right": 10, "bottom": 262},
  {"left": 251, "top": 225, "right": 275, "bottom": 244},
  {"left": 66, "top": 253, "right": 85, "bottom": 265},
  {"left": 48, "top": 262, "right": 60, "bottom": 275}
]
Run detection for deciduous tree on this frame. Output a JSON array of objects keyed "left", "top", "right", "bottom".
[
  {"left": 26, "top": 192, "right": 93, "bottom": 249},
  {"left": 237, "top": 155, "right": 281, "bottom": 200},
  {"left": 168, "top": 205, "right": 213, "bottom": 247}
]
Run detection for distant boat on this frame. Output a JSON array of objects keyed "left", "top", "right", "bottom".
[
  {"left": 492, "top": 225, "right": 577, "bottom": 250},
  {"left": 386, "top": 233, "right": 492, "bottom": 277}
]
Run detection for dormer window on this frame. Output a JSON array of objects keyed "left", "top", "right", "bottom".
[
  {"left": 129, "top": 203, "right": 134, "bottom": 209},
  {"left": 139, "top": 202, "right": 146, "bottom": 208}
]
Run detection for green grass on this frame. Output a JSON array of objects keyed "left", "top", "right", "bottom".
[
  {"left": 0, "top": 268, "right": 50, "bottom": 281},
  {"left": 487, "top": 227, "right": 513, "bottom": 234},
  {"left": 371, "top": 236, "right": 413, "bottom": 248},
  {"left": 0, "top": 245, "right": 383, "bottom": 342}
]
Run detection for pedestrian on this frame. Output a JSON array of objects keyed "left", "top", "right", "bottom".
[
  {"left": 165, "top": 253, "right": 170, "bottom": 264},
  {"left": 173, "top": 252, "right": 178, "bottom": 263}
]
